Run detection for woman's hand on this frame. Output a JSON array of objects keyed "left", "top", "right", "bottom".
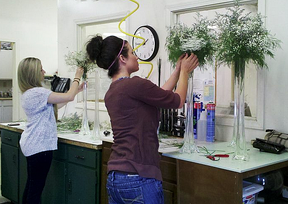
[
  {"left": 180, "top": 53, "right": 199, "bottom": 74},
  {"left": 77, "top": 82, "right": 85, "bottom": 93},
  {"left": 75, "top": 67, "right": 84, "bottom": 79},
  {"left": 175, "top": 54, "right": 186, "bottom": 72}
]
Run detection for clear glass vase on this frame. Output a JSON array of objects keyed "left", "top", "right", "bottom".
[
  {"left": 180, "top": 73, "right": 198, "bottom": 154},
  {"left": 232, "top": 59, "right": 248, "bottom": 160},
  {"left": 92, "top": 70, "right": 100, "bottom": 140},
  {"left": 230, "top": 62, "right": 237, "bottom": 147},
  {"left": 79, "top": 80, "right": 91, "bottom": 136}
]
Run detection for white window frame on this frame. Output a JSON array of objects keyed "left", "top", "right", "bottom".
[
  {"left": 74, "top": 12, "right": 130, "bottom": 112},
  {"left": 165, "top": 0, "right": 265, "bottom": 130}
]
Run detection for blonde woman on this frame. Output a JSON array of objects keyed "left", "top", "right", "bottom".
[{"left": 18, "top": 57, "right": 84, "bottom": 204}]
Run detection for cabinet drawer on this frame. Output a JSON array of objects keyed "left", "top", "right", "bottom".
[
  {"left": 67, "top": 145, "right": 98, "bottom": 168},
  {"left": 0, "top": 129, "right": 20, "bottom": 147}
]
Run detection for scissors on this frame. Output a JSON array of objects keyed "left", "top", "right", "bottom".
[
  {"left": 198, "top": 146, "right": 229, "bottom": 161},
  {"left": 206, "top": 154, "right": 229, "bottom": 161}
]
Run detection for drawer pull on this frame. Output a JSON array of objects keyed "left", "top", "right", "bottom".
[
  {"left": 5, "top": 137, "right": 12, "bottom": 141},
  {"left": 75, "top": 155, "right": 85, "bottom": 160}
]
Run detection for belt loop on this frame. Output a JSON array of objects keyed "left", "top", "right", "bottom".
[{"left": 111, "top": 171, "right": 115, "bottom": 182}]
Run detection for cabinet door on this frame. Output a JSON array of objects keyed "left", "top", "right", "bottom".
[
  {"left": 2, "top": 105, "right": 12, "bottom": 122},
  {"left": 1, "top": 143, "right": 19, "bottom": 203},
  {"left": 66, "top": 163, "right": 97, "bottom": 204},
  {"left": 101, "top": 142, "right": 112, "bottom": 204},
  {"left": 160, "top": 156, "right": 177, "bottom": 204},
  {"left": 19, "top": 150, "right": 27, "bottom": 204},
  {"left": 41, "top": 143, "right": 67, "bottom": 204},
  {"left": 41, "top": 160, "right": 66, "bottom": 204}
]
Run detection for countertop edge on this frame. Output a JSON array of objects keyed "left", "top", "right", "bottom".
[{"left": 0, "top": 124, "right": 102, "bottom": 150}]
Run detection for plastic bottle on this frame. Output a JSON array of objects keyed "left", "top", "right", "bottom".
[
  {"left": 197, "top": 110, "right": 207, "bottom": 141},
  {"left": 206, "top": 102, "right": 215, "bottom": 142},
  {"left": 203, "top": 74, "right": 215, "bottom": 104}
]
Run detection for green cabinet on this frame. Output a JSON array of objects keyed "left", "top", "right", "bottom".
[
  {"left": 66, "top": 145, "right": 101, "bottom": 204},
  {"left": 42, "top": 143, "right": 101, "bottom": 204},
  {"left": 1, "top": 129, "right": 21, "bottom": 203},
  {"left": 1, "top": 143, "right": 19, "bottom": 203},
  {"left": 41, "top": 143, "right": 66, "bottom": 204},
  {"left": 0, "top": 128, "right": 102, "bottom": 204}
]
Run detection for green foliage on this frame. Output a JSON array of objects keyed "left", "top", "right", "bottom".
[
  {"left": 215, "top": 4, "right": 281, "bottom": 69},
  {"left": 65, "top": 51, "right": 98, "bottom": 80},
  {"left": 166, "top": 13, "right": 217, "bottom": 67},
  {"left": 57, "top": 113, "right": 93, "bottom": 132}
]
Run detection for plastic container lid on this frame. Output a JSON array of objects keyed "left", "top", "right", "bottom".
[{"left": 242, "top": 181, "right": 264, "bottom": 198}]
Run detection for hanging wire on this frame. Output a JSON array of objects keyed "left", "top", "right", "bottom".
[{"left": 118, "top": 0, "right": 154, "bottom": 78}]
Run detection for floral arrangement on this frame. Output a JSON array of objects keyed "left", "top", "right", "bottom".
[
  {"left": 165, "top": 13, "right": 216, "bottom": 68},
  {"left": 57, "top": 113, "right": 93, "bottom": 132},
  {"left": 65, "top": 50, "right": 97, "bottom": 80},
  {"left": 215, "top": 4, "right": 281, "bottom": 72}
]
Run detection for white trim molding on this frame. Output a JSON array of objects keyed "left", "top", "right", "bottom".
[{"left": 165, "top": 0, "right": 265, "bottom": 130}]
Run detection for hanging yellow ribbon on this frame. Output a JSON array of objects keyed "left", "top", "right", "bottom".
[{"left": 118, "top": 0, "right": 153, "bottom": 78}]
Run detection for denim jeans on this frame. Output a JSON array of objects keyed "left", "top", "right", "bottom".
[
  {"left": 106, "top": 171, "right": 164, "bottom": 204},
  {"left": 22, "top": 151, "right": 53, "bottom": 204}
]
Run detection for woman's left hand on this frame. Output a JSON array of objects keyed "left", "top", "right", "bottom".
[
  {"left": 175, "top": 54, "right": 186, "bottom": 72},
  {"left": 77, "top": 82, "right": 85, "bottom": 93}
]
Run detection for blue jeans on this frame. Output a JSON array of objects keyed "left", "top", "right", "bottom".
[{"left": 106, "top": 171, "right": 164, "bottom": 204}]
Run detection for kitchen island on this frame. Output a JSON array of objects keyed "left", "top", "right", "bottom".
[
  {"left": 0, "top": 123, "right": 102, "bottom": 204},
  {"left": 2, "top": 123, "right": 288, "bottom": 204},
  {"left": 101, "top": 136, "right": 288, "bottom": 204}
]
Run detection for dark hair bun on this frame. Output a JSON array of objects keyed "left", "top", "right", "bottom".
[{"left": 86, "top": 35, "right": 103, "bottom": 62}]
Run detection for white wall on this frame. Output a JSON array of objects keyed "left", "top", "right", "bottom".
[
  {"left": 263, "top": 0, "right": 288, "bottom": 133},
  {"left": 58, "top": 0, "right": 288, "bottom": 141},
  {"left": 0, "top": 0, "right": 58, "bottom": 120}
]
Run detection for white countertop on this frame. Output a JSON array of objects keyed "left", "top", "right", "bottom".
[
  {"left": 163, "top": 141, "right": 288, "bottom": 173},
  {"left": 0, "top": 122, "right": 103, "bottom": 146},
  {"left": 4, "top": 122, "right": 286, "bottom": 174}
]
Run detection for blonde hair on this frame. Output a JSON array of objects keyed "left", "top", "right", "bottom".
[{"left": 18, "top": 57, "right": 43, "bottom": 93}]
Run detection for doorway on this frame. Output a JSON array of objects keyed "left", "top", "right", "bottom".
[{"left": 0, "top": 41, "right": 14, "bottom": 123}]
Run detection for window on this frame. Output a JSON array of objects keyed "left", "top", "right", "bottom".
[
  {"left": 166, "top": 0, "right": 264, "bottom": 129},
  {"left": 76, "top": 17, "right": 127, "bottom": 106}
]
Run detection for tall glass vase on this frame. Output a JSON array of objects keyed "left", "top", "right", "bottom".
[
  {"left": 92, "top": 70, "right": 100, "bottom": 140},
  {"left": 180, "top": 73, "right": 198, "bottom": 154},
  {"left": 79, "top": 80, "right": 91, "bottom": 136},
  {"left": 233, "top": 59, "right": 248, "bottom": 160},
  {"left": 230, "top": 62, "right": 237, "bottom": 147}
]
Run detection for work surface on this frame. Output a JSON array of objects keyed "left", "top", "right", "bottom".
[
  {"left": 1, "top": 122, "right": 287, "bottom": 174},
  {"left": 163, "top": 141, "right": 288, "bottom": 173}
]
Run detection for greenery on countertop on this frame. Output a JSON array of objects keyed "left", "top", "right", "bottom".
[
  {"left": 158, "top": 132, "right": 184, "bottom": 148},
  {"left": 57, "top": 113, "right": 93, "bottom": 133}
]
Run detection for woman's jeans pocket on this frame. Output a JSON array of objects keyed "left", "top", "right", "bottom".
[
  {"left": 106, "top": 171, "right": 164, "bottom": 204},
  {"left": 107, "top": 186, "right": 144, "bottom": 204}
]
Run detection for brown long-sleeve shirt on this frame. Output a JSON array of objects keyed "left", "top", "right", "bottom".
[{"left": 105, "top": 76, "right": 180, "bottom": 181}]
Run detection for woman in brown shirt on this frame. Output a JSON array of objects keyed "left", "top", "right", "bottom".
[{"left": 87, "top": 35, "right": 198, "bottom": 204}]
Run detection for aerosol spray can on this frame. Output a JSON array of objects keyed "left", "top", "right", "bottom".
[
  {"left": 193, "top": 102, "right": 202, "bottom": 139},
  {"left": 206, "top": 102, "right": 215, "bottom": 142}
]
